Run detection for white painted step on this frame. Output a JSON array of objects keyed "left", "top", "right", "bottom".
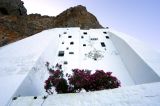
[{"left": 10, "top": 82, "right": 160, "bottom": 106}]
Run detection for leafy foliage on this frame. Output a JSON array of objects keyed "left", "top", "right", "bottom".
[{"left": 44, "top": 62, "right": 121, "bottom": 94}]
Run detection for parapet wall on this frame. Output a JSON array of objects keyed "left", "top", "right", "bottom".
[{"left": 109, "top": 30, "right": 160, "bottom": 84}]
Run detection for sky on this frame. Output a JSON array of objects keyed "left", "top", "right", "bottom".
[{"left": 23, "top": 0, "right": 160, "bottom": 51}]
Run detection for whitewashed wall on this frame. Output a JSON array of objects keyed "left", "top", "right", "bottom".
[
  {"left": 0, "top": 29, "right": 60, "bottom": 106},
  {"left": 1, "top": 28, "right": 160, "bottom": 106},
  {"left": 11, "top": 82, "right": 160, "bottom": 106},
  {"left": 109, "top": 30, "right": 160, "bottom": 84},
  {"left": 13, "top": 29, "right": 61, "bottom": 96}
]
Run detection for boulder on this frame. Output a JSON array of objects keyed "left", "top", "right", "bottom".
[
  {"left": 54, "top": 5, "right": 102, "bottom": 29},
  {"left": 0, "top": 0, "right": 27, "bottom": 15}
]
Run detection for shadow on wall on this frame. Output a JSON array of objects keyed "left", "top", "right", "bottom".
[{"left": 110, "top": 32, "right": 160, "bottom": 84}]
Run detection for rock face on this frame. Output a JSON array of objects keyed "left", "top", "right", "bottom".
[
  {"left": 0, "top": 0, "right": 27, "bottom": 15},
  {"left": 0, "top": 14, "right": 55, "bottom": 46},
  {"left": 54, "top": 5, "right": 102, "bottom": 29},
  {"left": 0, "top": 3, "right": 103, "bottom": 47}
]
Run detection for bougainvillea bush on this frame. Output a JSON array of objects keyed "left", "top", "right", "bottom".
[{"left": 44, "top": 62, "right": 121, "bottom": 94}]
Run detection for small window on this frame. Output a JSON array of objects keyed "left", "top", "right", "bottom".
[
  {"left": 64, "top": 32, "right": 67, "bottom": 34},
  {"left": 69, "top": 52, "right": 74, "bottom": 54},
  {"left": 62, "top": 42, "right": 64, "bottom": 44},
  {"left": 81, "top": 36, "right": 84, "bottom": 39},
  {"left": 90, "top": 38, "right": 98, "bottom": 40},
  {"left": 68, "top": 36, "right": 72, "bottom": 38},
  {"left": 70, "top": 42, "right": 74, "bottom": 45},
  {"left": 12, "top": 97, "right": 17, "bottom": 100},
  {"left": 58, "top": 51, "right": 64, "bottom": 57},
  {"left": 101, "top": 42, "right": 106, "bottom": 47},
  {"left": 59, "top": 34, "right": 61, "bottom": 37},
  {"left": 43, "top": 96, "right": 47, "bottom": 99},
  {"left": 64, "top": 61, "right": 68, "bottom": 64},
  {"left": 106, "top": 36, "right": 109, "bottom": 39},
  {"left": 103, "top": 32, "right": 107, "bottom": 34},
  {"left": 66, "top": 47, "right": 69, "bottom": 50},
  {"left": 83, "top": 32, "right": 87, "bottom": 35},
  {"left": 34, "top": 97, "right": 37, "bottom": 99},
  {"left": 83, "top": 44, "right": 86, "bottom": 46}
]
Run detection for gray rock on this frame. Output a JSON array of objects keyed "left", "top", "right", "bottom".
[{"left": 0, "top": 0, "right": 27, "bottom": 15}]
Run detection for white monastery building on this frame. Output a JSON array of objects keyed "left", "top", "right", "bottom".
[{"left": 0, "top": 28, "right": 160, "bottom": 106}]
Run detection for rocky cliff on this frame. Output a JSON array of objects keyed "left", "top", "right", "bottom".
[
  {"left": 0, "top": 15, "right": 55, "bottom": 46},
  {"left": 54, "top": 5, "right": 102, "bottom": 29},
  {"left": 0, "top": 0, "right": 27, "bottom": 15},
  {"left": 0, "top": 1, "right": 103, "bottom": 47}
]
